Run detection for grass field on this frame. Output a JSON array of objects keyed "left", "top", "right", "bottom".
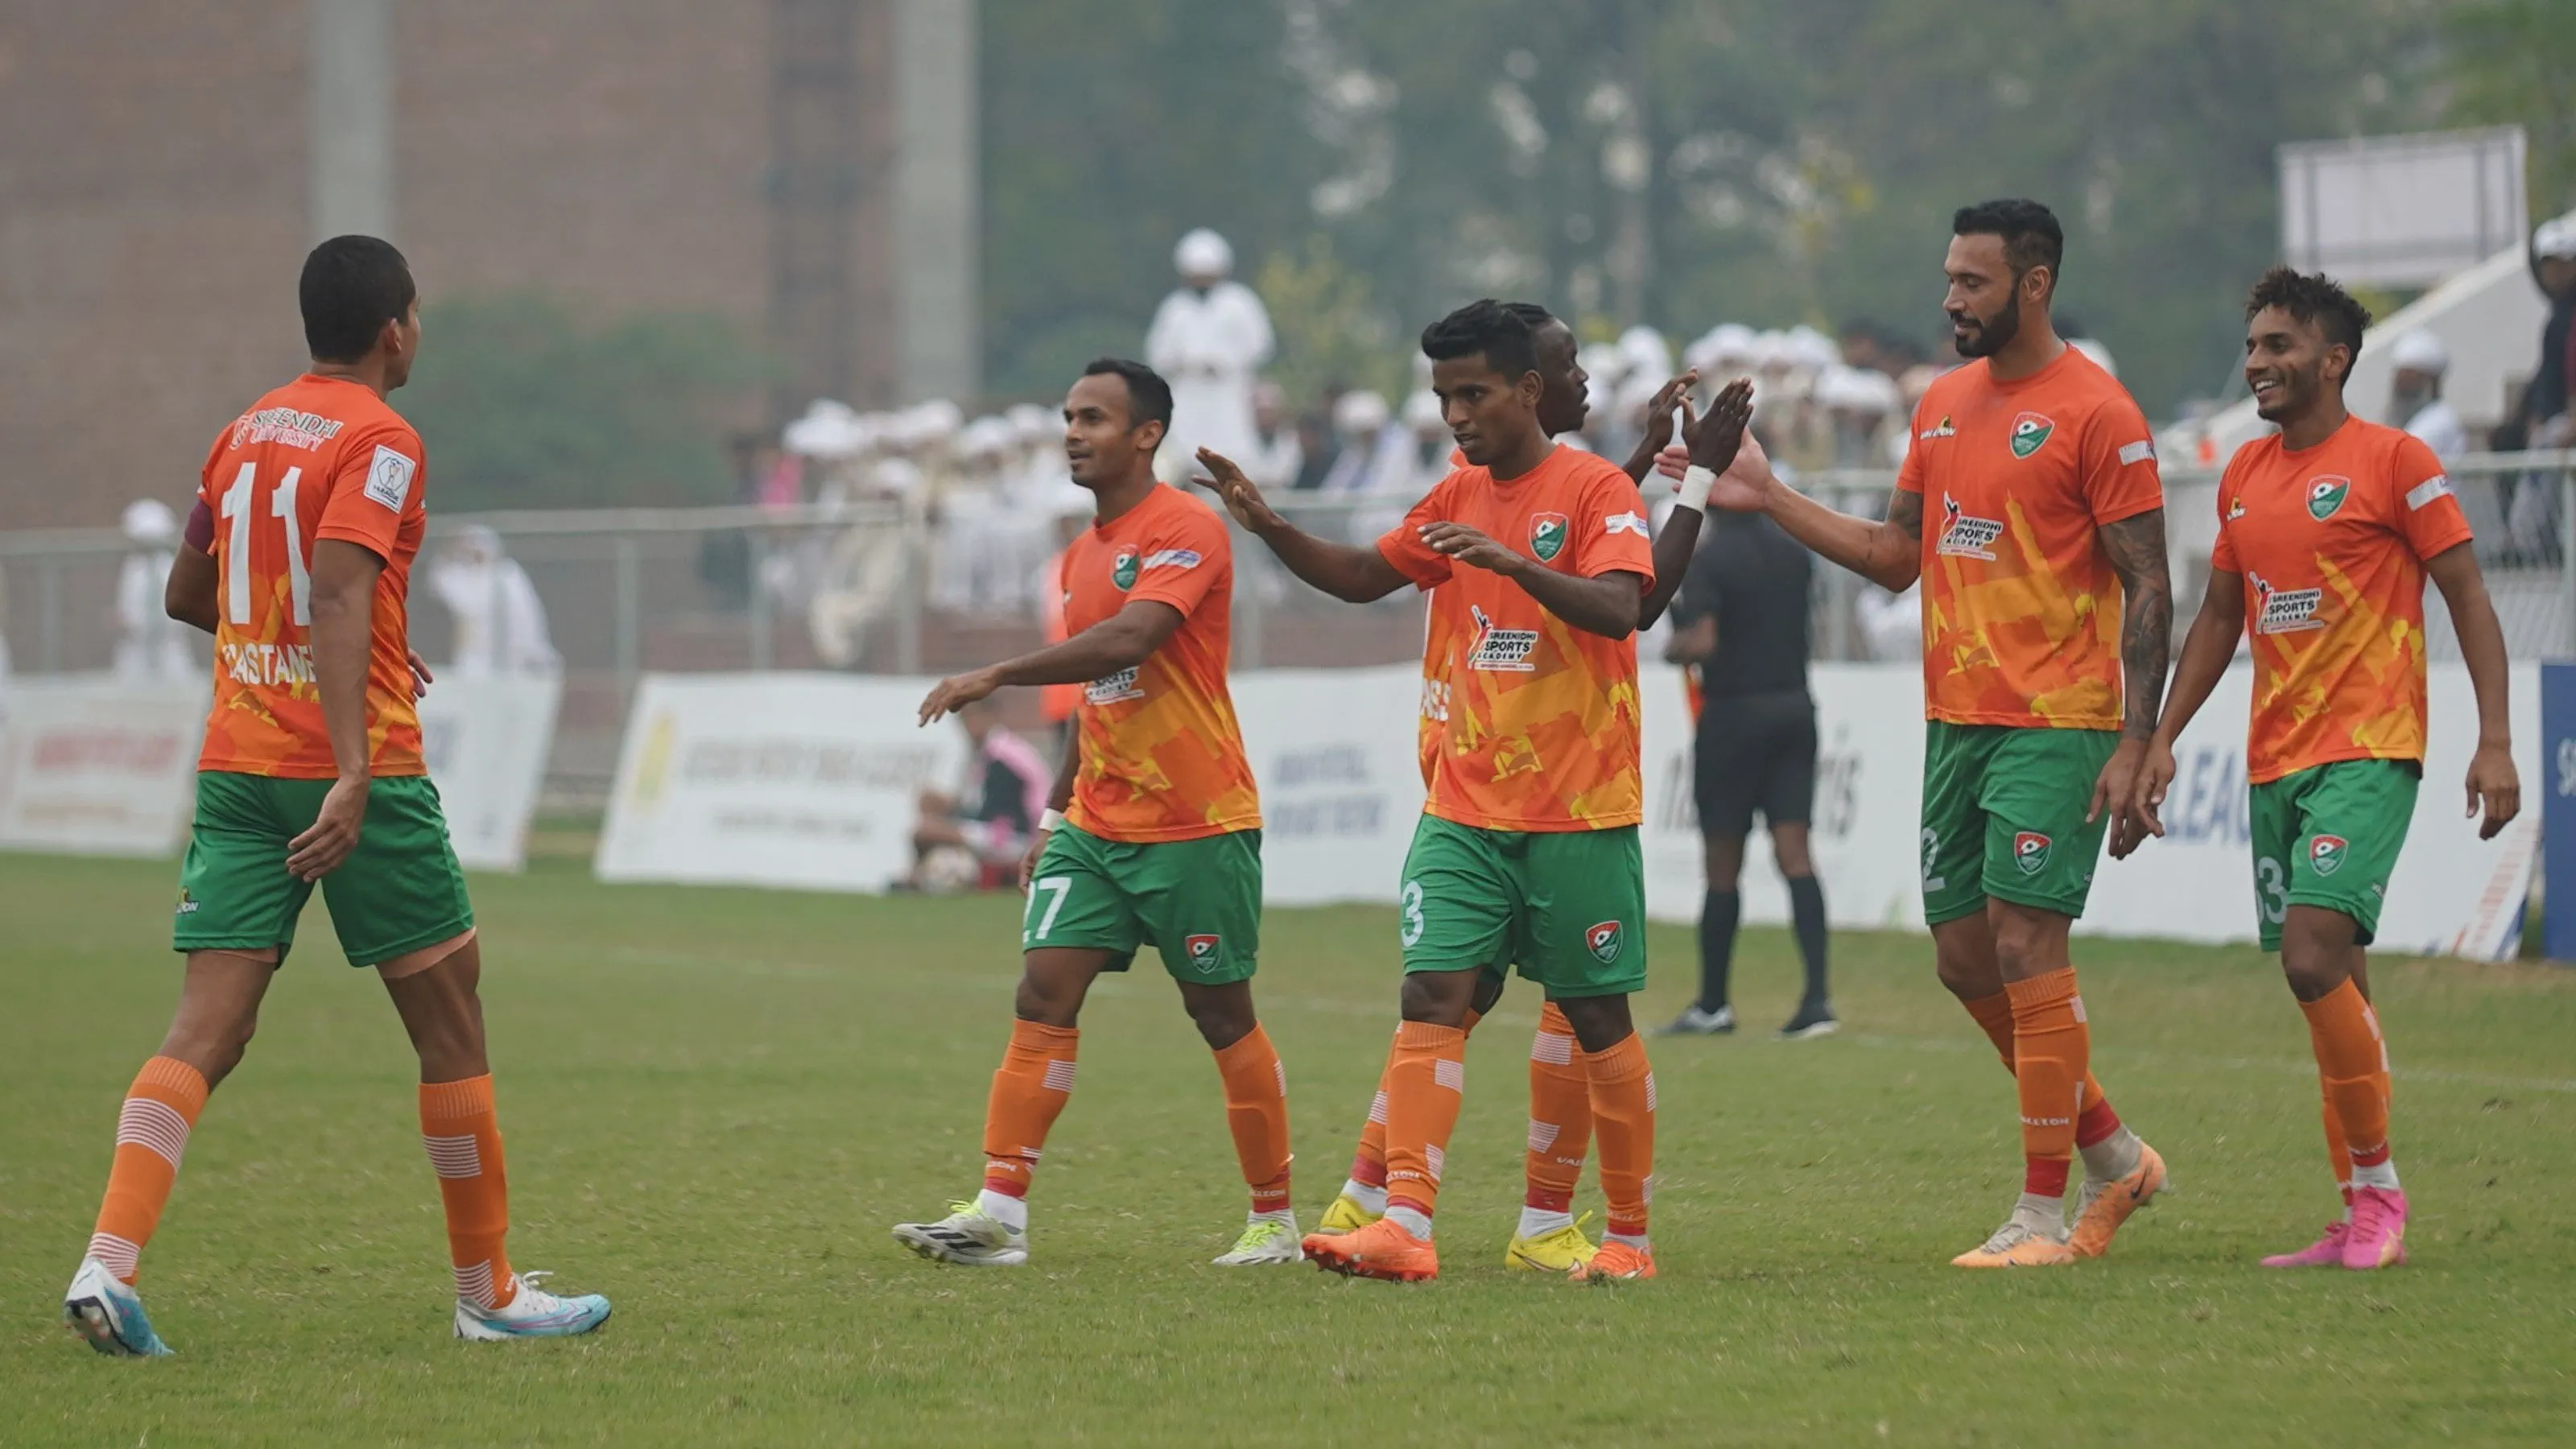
[{"left": 4, "top": 852, "right": 2573, "bottom": 1445}]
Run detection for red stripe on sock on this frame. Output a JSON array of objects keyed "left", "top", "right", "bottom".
[
  {"left": 2025, "top": 1158, "right": 2071, "bottom": 1199},
  {"left": 2074, "top": 1096, "right": 2121, "bottom": 1150},
  {"left": 1524, "top": 1187, "right": 1572, "bottom": 1214}
]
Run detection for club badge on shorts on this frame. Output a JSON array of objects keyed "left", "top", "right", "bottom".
[
  {"left": 2013, "top": 830, "right": 2052, "bottom": 875},
  {"left": 1186, "top": 933, "right": 1221, "bottom": 968},
  {"left": 2309, "top": 834, "right": 2347, "bottom": 876},
  {"left": 1585, "top": 920, "right": 1622, "bottom": 964}
]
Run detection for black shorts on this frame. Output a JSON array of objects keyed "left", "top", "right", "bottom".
[{"left": 1692, "top": 691, "right": 1816, "bottom": 839}]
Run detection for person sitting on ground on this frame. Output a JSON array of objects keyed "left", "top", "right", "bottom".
[{"left": 902, "top": 696, "right": 1052, "bottom": 892}]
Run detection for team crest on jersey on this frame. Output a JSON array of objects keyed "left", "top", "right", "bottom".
[
  {"left": 1111, "top": 547, "right": 1139, "bottom": 590},
  {"left": 2008, "top": 411, "right": 2054, "bottom": 459},
  {"left": 2013, "top": 830, "right": 2052, "bottom": 875},
  {"left": 2306, "top": 475, "right": 2351, "bottom": 521},
  {"left": 1919, "top": 415, "right": 1956, "bottom": 440},
  {"left": 1936, "top": 493, "right": 2004, "bottom": 560},
  {"left": 1585, "top": 920, "right": 1623, "bottom": 964},
  {"left": 1466, "top": 604, "right": 1539, "bottom": 672},
  {"left": 1186, "top": 934, "right": 1222, "bottom": 967},
  {"left": 1529, "top": 512, "right": 1570, "bottom": 562},
  {"left": 2247, "top": 571, "right": 2325, "bottom": 634},
  {"left": 2310, "top": 834, "right": 2348, "bottom": 877}
]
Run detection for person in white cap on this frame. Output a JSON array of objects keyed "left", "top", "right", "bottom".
[
  {"left": 2386, "top": 331, "right": 2469, "bottom": 462},
  {"left": 114, "top": 499, "right": 198, "bottom": 681},
  {"left": 1146, "top": 229, "right": 1274, "bottom": 481}
]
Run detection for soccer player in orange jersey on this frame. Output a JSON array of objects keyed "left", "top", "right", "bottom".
[
  {"left": 1201, "top": 299, "right": 1746, "bottom": 1283},
  {"left": 891, "top": 359, "right": 1297, "bottom": 1267},
  {"left": 1706, "top": 200, "right": 2173, "bottom": 1267},
  {"left": 2124, "top": 268, "right": 2519, "bottom": 1270},
  {"left": 62, "top": 237, "right": 609, "bottom": 1356}
]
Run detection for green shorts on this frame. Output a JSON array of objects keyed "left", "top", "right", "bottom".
[
  {"left": 173, "top": 772, "right": 474, "bottom": 968},
  {"left": 2248, "top": 759, "right": 2419, "bottom": 951},
  {"left": 1021, "top": 824, "right": 1262, "bottom": 983},
  {"left": 1920, "top": 721, "right": 2120, "bottom": 926},
  {"left": 1398, "top": 815, "right": 1645, "bottom": 999}
]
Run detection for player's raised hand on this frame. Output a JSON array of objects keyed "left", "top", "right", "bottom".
[
  {"left": 1418, "top": 521, "right": 1522, "bottom": 575},
  {"left": 2110, "top": 738, "right": 2178, "bottom": 859},
  {"left": 1633, "top": 369, "right": 1700, "bottom": 454},
  {"left": 1703, "top": 424, "right": 1773, "bottom": 512},
  {"left": 1191, "top": 447, "right": 1282, "bottom": 533},
  {"left": 285, "top": 775, "right": 371, "bottom": 881},
  {"left": 919, "top": 667, "right": 1001, "bottom": 727},
  {"left": 1653, "top": 443, "right": 1691, "bottom": 481},
  {"left": 407, "top": 648, "right": 435, "bottom": 700},
  {"left": 2465, "top": 740, "right": 2520, "bottom": 840},
  {"left": 1687, "top": 378, "right": 1757, "bottom": 476}
]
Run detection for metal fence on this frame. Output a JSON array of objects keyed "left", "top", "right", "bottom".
[{"left": 6, "top": 451, "right": 2571, "bottom": 806}]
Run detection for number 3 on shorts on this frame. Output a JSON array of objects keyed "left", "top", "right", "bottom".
[
  {"left": 1399, "top": 879, "right": 1426, "bottom": 948},
  {"left": 1027, "top": 874, "right": 1072, "bottom": 943},
  {"left": 2255, "top": 856, "right": 2288, "bottom": 926}
]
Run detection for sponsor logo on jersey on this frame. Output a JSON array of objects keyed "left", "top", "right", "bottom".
[
  {"left": 1084, "top": 665, "right": 1144, "bottom": 705},
  {"left": 1186, "top": 934, "right": 1221, "bottom": 967},
  {"left": 2225, "top": 494, "right": 2246, "bottom": 522},
  {"left": 2013, "top": 830, "right": 2052, "bottom": 875},
  {"left": 1585, "top": 919, "right": 1623, "bottom": 964},
  {"left": 2008, "top": 411, "right": 2054, "bottom": 459},
  {"left": 2310, "top": 833, "right": 2348, "bottom": 877},
  {"left": 1935, "top": 493, "right": 2004, "bottom": 559},
  {"left": 2405, "top": 473, "right": 2454, "bottom": 511},
  {"left": 1111, "top": 547, "right": 1139, "bottom": 591},
  {"left": 2306, "top": 475, "right": 2351, "bottom": 521},
  {"left": 1530, "top": 512, "right": 1569, "bottom": 561},
  {"left": 1141, "top": 548, "right": 1202, "bottom": 571},
  {"left": 229, "top": 407, "right": 346, "bottom": 452},
  {"left": 364, "top": 445, "right": 417, "bottom": 513},
  {"left": 1919, "top": 415, "right": 1956, "bottom": 440},
  {"left": 2248, "top": 570, "right": 2325, "bottom": 634},
  {"left": 175, "top": 889, "right": 198, "bottom": 917},
  {"left": 1466, "top": 604, "right": 1539, "bottom": 672},
  {"left": 1604, "top": 510, "right": 1649, "bottom": 538}
]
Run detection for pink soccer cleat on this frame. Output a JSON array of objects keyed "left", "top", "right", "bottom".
[
  {"left": 2259, "top": 1220, "right": 2349, "bottom": 1268},
  {"left": 2342, "top": 1187, "right": 2408, "bottom": 1270}
]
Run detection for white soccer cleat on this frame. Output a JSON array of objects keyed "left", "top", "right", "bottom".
[
  {"left": 1212, "top": 1212, "right": 1302, "bottom": 1265},
  {"left": 64, "top": 1257, "right": 172, "bottom": 1357},
  {"left": 452, "top": 1270, "right": 612, "bottom": 1341},
  {"left": 893, "top": 1202, "right": 1030, "bottom": 1266}
]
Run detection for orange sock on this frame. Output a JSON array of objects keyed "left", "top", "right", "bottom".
[
  {"left": 2318, "top": 1090, "right": 2355, "bottom": 1209},
  {"left": 1212, "top": 1025, "right": 1293, "bottom": 1213},
  {"left": 1381, "top": 1021, "right": 1469, "bottom": 1224},
  {"left": 2299, "top": 979, "right": 2391, "bottom": 1172},
  {"left": 1583, "top": 1031, "right": 1656, "bottom": 1241},
  {"left": 2004, "top": 971, "right": 2088, "bottom": 1199},
  {"left": 1525, "top": 1002, "right": 1592, "bottom": 1213},
  {"left": 419, "top": 1075, "right": 516, "bottom": 1310},
  {"left": 980, "top": 1019, "right": 1080, "bottom": 1200},
  {"left": 1351, "top": 1007, "right": 1479, "bottom": 1189},
  {"left": 87, "top": 1056, "right": 209, "bottom": 1284},
  {"left": 1963, "top": 989, "right": 2116, "bottom": 1146}
]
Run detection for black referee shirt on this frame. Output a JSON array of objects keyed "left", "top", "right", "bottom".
[{"left": 1672, "top": 510, "right": 1813, "bottom": 696}]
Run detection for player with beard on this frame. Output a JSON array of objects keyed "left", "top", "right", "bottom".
[
  {"left": 1704, "top": 200, "right": 2172, "bottom": 1267},
  {"left": 2122, "top": 268, "right": 2516, "bottom": 1270}
]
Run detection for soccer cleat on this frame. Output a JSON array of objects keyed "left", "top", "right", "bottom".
[
  {"left": 1571, "top": 1240, "right": 1655, "bottom": 1282},
  {"left": 893, "top": 1202, "right": 1030, "bottom": 1266},
  {"left": 2342, "top": 1187, "right": 2409, "bottom": 1270},
  {"left": 63, "top": 1258, "right": 171, "bottom": 1358},
  {"left": 2260, "top": 1220, "right": 2351, "bottom": 1268},
  {"left": 1302, "top": 1217, "right": 1439, "bottom": 1283},
  {"left": 2068, "top": 1140, "right": 2168, "bottom": 1259},
  {"left": 1777, "top": 1001, "right": 1839, "bottom": 1040},
  {"left": 1315, "top": 1191, "right": 1383, "bottom": 1236},
  {"left": 453, "top": 1271, "right": 611, "bottom": 1341},
  {"left": 1661, "top": 1004, "right": 1736, "bottom": 1037},
  {"left": 1951, "top": 1219, "right": 2077, "bottom": 1269},
  {"left": 1213, "top": 1214, "right": 1302, "bottom": 1265},
  {"left": 1505, "top": 1212, "right": 1600, "bottom": 1274}
]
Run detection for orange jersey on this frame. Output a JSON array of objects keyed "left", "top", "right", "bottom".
[
  {"left": 2211, "top": 419, "right": 2472, "bottom": 782},
  {"left": 1895, "top": 348, "right": 2162, "bottom": 729},
  {"left": 1380, "top": 444, "right": 1654, "bottom": 832},
  {"left": 196, "top": 374, "right": 428, "bottom": 778},
  {"left": 1059, "top": 484, "right": 1260, "bottom": 842}
]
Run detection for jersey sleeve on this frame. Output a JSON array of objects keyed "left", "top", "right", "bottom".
[
  {"left": 2080, "top": 394, "right": 2163, "bottom": 526},
  {"left": 2208, "top": 460, "right": 2242, "bottom": 574},
  {"left": 1376, "top": 473, "right": 1458, "bottom": 588},
  {"left": 1122, "top": 502, "right": 1229, "bottom": 619},
  {"left": 1568, "top": 463, "right": 1656, "bottom": 583},
  {"left": 314, "top": 422, "right": 426, "bottom": 564},
  {"left": 1893, "top": 394, "right": 1930, "bottom": 497},
  {"left": 2388, "top": 433, "right": 2474, "bottom": 559}
]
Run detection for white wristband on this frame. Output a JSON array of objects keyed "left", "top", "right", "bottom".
[
  {"left": 1038, "top": 808, "right": 1066, "bottom": 832},
  {"left": 1678, "top": 464, "right": 1717, "bottom": 511}
]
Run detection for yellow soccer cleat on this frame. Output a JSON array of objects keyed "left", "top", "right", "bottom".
[
  {"left": 1315, "top": 1192, "right": 1383, "bottom": 1236},
  {"left": 1505, "top": 1212, "right": 1600, "bottom": 1274},
  {"left": 2069, "top": 1141, "right": 2168, "bottom": 1259}
]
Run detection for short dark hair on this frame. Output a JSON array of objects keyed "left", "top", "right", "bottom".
[
  {"left": 1080, "top": 357, "right": 1174, "bottom": 431},
  {"left": 1501, "top": 300, "right": 1558, "bottom": 330},
  {"left": 1952, "top": 198, "right": 2065, "bottom": 289},
  {"left": 1421, "top": 298, "right": 1540, "bottom": 381},
  {"left": 300, "top": 235, "right": 416, "bottom": 363},
  {"left": 2244, "top": 265, "right": 2371, "bottom": 359}
]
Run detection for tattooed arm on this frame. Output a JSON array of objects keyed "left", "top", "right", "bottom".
[{"left": 2088, "top": 507, "right": 2173, "bottom": 832}]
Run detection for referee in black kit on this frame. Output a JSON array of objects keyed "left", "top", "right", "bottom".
[{"left": 1660, "top": 504, "right": 1836, "bottom": 1040}]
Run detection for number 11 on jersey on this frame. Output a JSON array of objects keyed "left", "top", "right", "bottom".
[{"left": 219, "top": 462, "right": 311, "bottom": 627}]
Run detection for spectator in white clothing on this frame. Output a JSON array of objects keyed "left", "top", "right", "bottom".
[
  {"left": 430, "top": 525, "right": 559, "bottom": 677},
  {"left": 2386, "top": 331, "right": 2471, "bottom": 462},
  {"left": 114, "top": 500, "right": 196, "bottom": 681},
  {"left": 1146, "top": 229, "right": 1274, "bottom": 481}
]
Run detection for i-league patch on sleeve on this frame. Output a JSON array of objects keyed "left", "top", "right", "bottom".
[{"left": 364, "top": 445, "right": 417, "bottom": 511}]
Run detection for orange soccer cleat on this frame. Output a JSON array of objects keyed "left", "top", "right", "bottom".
[
  {"left": 2069, "top": 1140, "right": 2168, "bottom": 1259},
  {"left": 1302, "top": 1217, "right": 1439, "bottom": 1283},
  {"left": 1570, "top": 1240, "right": 1655, "bottom": 1283}
]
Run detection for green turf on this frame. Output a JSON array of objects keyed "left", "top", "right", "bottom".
[{"left": 3, "top": 852, "right": 2572, "bottom": 1446}]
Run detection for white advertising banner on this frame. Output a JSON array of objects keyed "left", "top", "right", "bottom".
[
  {"left": 595, "top": 673, "right": 963, "bottom": 893},
  {"left": 418, "top": 675, "right": 559, "bottom": 873},
  {"left": 0, "top": 677, "right": 205, "bottom": 857},
  {"left": 1231, "top": 665, "right": 1426, "bottom": 906}
]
